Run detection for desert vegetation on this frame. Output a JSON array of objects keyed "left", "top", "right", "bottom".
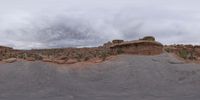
[
  {"left": 1, "top": 36, "right": 200, "bottom": 64},
  {"left": 164, "top": 45, "right": 200, "bottom": 61}
]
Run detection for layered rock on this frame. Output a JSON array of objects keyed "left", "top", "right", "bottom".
[
  {"left": 110, "top": 37, "right": 163, "bottom": 55},
  {"left": 112, "top": 40, "right": 124, "bottom": 44}
]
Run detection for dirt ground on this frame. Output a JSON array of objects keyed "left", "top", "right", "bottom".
[{"left": 0, "top": 53, "right": 200, "bottom": 100}]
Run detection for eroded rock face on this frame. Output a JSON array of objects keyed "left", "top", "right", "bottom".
[{"left": 110, "top": 37, "right": 163, "bottom": 55}]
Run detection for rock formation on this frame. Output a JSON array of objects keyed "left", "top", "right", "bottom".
[
  {"left": 139, "top": 36, "right": 156, "bottom": 41},
  {"left": 112, "top": 39, "right": 124, "bottom": 44},
  {"left": 110, "top": 36, "right": 163, "bottom": 55}
]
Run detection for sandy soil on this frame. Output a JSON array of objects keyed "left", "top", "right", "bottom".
[{"left": 0, "top": 53, "right": 200, "bottom": 100}]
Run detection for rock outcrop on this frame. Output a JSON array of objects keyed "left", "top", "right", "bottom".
[
  {"left": 110, "top": 37, "right": 163, "bottom": 55},
  {"left": 112, "top": 40, "right": 124, "bottom": 44},
  {"left": 3, "top": 58, "right": 17, "bottom": 63},
  {"left": 139, "top": 36, "right": 156, "bottom": 41}
]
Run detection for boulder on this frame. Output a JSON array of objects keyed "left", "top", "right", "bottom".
[
  {"left": 4, "top": 58, "right": 17, "bottom": 63},
  {"left": 112, "top": 40, "right": 124, "bottom": 44},
  {"left": 26, "top": 57, "right": 36, "bottom": 61},
  {"left": 140, "top": 36, "right": 155, "bottom": 41},
  {"left": 54, "top": 60, "right": 66, "bottom": 64},
  {"left": 66, "top": 59, "right": 78, "bottom": 64}
]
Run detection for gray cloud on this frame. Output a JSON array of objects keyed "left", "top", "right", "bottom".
[{"left": 0, "top": 0, "right": 200, "bottom": 49}]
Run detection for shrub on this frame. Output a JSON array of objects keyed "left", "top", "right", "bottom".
[
  {"left": 75, "top": 52, "right": 83, "bottom": 62},
  {"left": 179, "top": 49, "right": 189, "bottom": 59},
  {"left": 100, "top": 51, "right": 109, "bottom": 61},
  {"left": 84, "top": 56, "right": 90, "bottom": 61},
  {"left": 23, "top": 53, "right": 28, "bottom": 59},
  {"left": 17, "top": 54, "right": 24, "bottom": 59},
  {"left": 34, "top": 55, "right": 43, "bottom": 60},
  {"left": 165, "top": 48, "right": 171, "bottom": 53}
]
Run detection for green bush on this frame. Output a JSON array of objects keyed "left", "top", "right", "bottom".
[{"left": 179, "top": 49, "right": 189, "bottom": 59}]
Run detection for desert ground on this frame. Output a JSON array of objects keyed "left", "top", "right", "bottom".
[{"left": 0, "top": 53, "right": 200, "bottom": 100}]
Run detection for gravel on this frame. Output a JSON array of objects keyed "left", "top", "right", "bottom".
[{"left": 0, "top": 53, "right": 200, "bottom": 100}]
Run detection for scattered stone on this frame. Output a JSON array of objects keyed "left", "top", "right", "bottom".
[
  {"left": 152, "top": 58, "right": 160, "bottom": 62},
  {"left": 168, "top": 60, "right": 184, "bottom": 64},
  {"left": 4, "top": 58, "right": 17, "bottom": 63}
]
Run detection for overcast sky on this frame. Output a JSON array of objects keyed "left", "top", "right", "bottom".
[{"left": 0, "top": 0, "right": 200, "bottom": 49}]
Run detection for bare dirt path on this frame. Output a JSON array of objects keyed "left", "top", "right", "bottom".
[{"left": 0, "top": 53, "right": 200, "bottom": 100}]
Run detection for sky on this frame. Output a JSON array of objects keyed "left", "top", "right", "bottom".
[{"left": 0, "top": 0, "right": 200, "bottom": 49}]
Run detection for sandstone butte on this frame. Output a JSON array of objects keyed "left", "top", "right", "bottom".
[{"left": 0, "top": 36, "right": 200, "bottom": 64}]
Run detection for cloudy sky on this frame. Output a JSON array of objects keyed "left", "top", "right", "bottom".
[{"left": 0, "top": 0, "right": 200, "bottom": 49}]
